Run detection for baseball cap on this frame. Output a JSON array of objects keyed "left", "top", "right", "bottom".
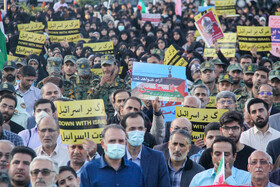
[
  {"left": 0, "top": 83, "right": 16, "bottom": 93},
  {"left": 64, "top": 55, "right": 77, "bottom": 64},
  {"left": 211, "top": 59, "right": 224, "bottom": 65},
  {"left": 101, "top": 54, "right": 115, "bottom": 66},
  {"left": 269, "top": 70, "right": 280, "bottom": 81},
  {"left": 273, "top": 61, "right": 280, "bottom": 70},
  {"left": 243, "top": 64, "right": 258, "bottom": 74},
  {"left": 3, "top": 61, "right": 17, "bottom": 70},
  {"left": 200, "top": 61, "right": 215, "bottom": 72},
  {"left": 47, "top": 57, "right": 62, "bottom": 75},
  {"left": 76, "top": 58, "right": 90, "bottom": 76},
  {"left": 14, "top": 57, "right": 27, "bottom": 67},
  {"left": 218, "top": 73, "right": 233, "bottom": 84},
  {"left": 227, "top": 64, "right": 242, "bottom": 72}
]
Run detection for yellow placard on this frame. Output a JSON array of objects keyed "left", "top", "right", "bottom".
[
  {"left": 19, "top": 31, "right": 46, "bottom": 43},
  {"left": 18, "top": 22, "right": 44, "bottom": 32},
  {"left": 56, "top": 99, "right": 106, "bottom": 144},
  {"left": 16, "top": 46, "right": 42, "bottom": 56},
  {"left": 49, "top": 34, "right": 80, "bottom": 43},
  {"left": 214, "top": 0, "right": 235, "bottom": 15},
  {"left": 48, "top": 20, "right": 80, "bottom": 31},
  {"left": 91, "top": 66, "right": 123, "bottom": 76},
  {"left": 84, "top": 41, "right": 114, "bottom": 54},
  {"left": 206, "top": 96, "right": 216, "bottom": 108},
  {"left": 164, "top": 45, "right": 177, "bottom": 65},
  {"left": 7, "top": 55, "right": 18, "bottom": 61}
]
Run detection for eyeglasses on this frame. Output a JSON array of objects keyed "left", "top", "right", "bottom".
[
  {"left": 221, "top": 126, "right": 240, "bottom": 131},
  {"left": 218, "top": 100, "right": 234, "bottom": 105},
  {"left": 258, "top": 91, "right": 272, "bottom": 96},
  {"left": 249, "top": 160, "right": 270, "bottom": 166},
  {"left": 30, "top": 169, "right": 55, "bottom": 177}
]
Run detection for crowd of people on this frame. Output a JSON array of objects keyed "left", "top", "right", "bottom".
[{"left": 0, "top": 0, "right": 280, "bottom": 186}]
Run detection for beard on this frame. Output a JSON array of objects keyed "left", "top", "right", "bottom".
[
  {"left": 2, "top": 112, "right": 12, "bottom": 122},
  {"left": 254, "top": 116, "right": 269, "bottom": 129},
  {"left": 232, "top": 79, "right": 240, "bottom": 84},
  {"left": 169, "top": 150, "right": 188, "bottom": 162},
  {"left": 244, "top": 80, "right": 253, "bottom": 88},
  {"left": 5, "top": 74, "right": 16, "bottom": 82}
]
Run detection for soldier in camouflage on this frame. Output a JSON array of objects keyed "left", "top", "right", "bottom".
[
  {"left": 61, "top": 55, "right": 77, "bottom": 99},
  {"left": 199, "top": 61, "right": 218, "bottom": 96},
  {"left": 88, "top": 54, "right": 130, "bottom": 118},
  {"left": 227, "top": 63, "right": 244, "bottom": 96},
  {"left": 217, "top": 73, "right": 233, "bottom": 92},
  {"left": 269, "top": 69, "right": 280, "bottom": 110}
]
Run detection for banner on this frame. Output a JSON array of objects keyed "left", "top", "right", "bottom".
[
  {"left": 16, "top": 31, "right": 46, "bottom": 56},
  {"left": 131, "top": 62, "right": 187, "bottom": 102},
  {"left": 57, "top": 99, "right": 106, "bottom": 144},
  {"left": 164, "top": 45, "right": 188, "bottom": 67},
  {"left": 48, "top": 20, "right": 80, "bottom": 42},
  {"left": 90, "top": 66, "right": 123, "bottom": 76},
  {"left": 214, "top": 0, "right": 235, "bottom": 15},
  {"left": 84, "top": 41, "right": 114, "bottom": 54},
  {"left": 141, "top": 13, "right": 161, "bottom": 26},
  {"left": 204, "top": 33, "right": 237, "bottom": 57},
  {"left": 161, "top": 101, "right": 181, "bottom": 122},
  {"left": 269, "top": 16, "right": 280, "bottom": 57},
  {"left": 7, "top": 55, "right": 17, "bottom": 61},
  {"left": 237, "top": 26, "right": 272, "bottom": 51},
  {"left": 175, "top": 106, "right": 227, "bottom": 141},
  {"left": 206, "top": 96, "right": 216, "bottom": 108},
  {"left": 18, "top": 22, "right": 44, "bottom": 33},
  {"left": 195, "top": 10, "right": 224, "bottom": 47}
]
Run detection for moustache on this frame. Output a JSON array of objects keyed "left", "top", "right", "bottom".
[
  {"left": 35, "top": 179, "right": 46, "bottom": 185},
  {"left": 172, "top": 151, "right": 182, "bottom": 156},
  {"left": 255, "top": 168, "right": 263, "bottom": 172}
]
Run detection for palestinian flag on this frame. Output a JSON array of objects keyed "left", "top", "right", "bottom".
[
  {"left": 137, "top": 0, "right": 146, "bottom": 13},
  {"left": 213, "top": 152, "right": 225, "bottom": 185},
  {"left": 0, "top": 11, "right": 7, "bottom": 69}
]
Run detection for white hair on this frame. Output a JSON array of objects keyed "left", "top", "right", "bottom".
[
  {"left": 0, "top": 140, "right": 15, "bottom": 149},
  {"left": 40, "top": 82, "right": 61, "bottom": 97},
  {"left": 248, "top": 150, "right": 273, "bottom": 164},
  {"left": 30, "top": 156, "right": 59, "bottom": 175},
  {"left": 182, "top": 96, "right": 202, "bottom": 108}
]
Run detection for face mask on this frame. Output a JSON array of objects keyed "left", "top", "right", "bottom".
[
  {"left": 6, "top": 74, "right": 15, "bottom": 82},
  {"left": 35, "top": 111, "right": 49, "bottom": 124},
  {"left": 118, "top": 25, "right": 124, "bottom": 31},
  {"left": 106, "top": 143, "right": 125, "bottom": 159},
  {"left": 127, "top": 130, "right": 145, "bottom": 147}
]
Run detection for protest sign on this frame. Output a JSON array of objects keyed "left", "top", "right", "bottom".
[
  {"left": 48, "top": 20, "right": 80, "bottom": 42},
  {"left": 206, "top": 96, "right": 216, "bottom": 108},
  {"left": 161, "top": 101, "right": 181, "bottom": 122},
  {"left": 141, "top": 13, "right": 161, "bottom": 26},
  {"left": 269, "top": 16, "right": 280, "bottom": 57},
  {"left": 57, "top": 99, "right": 106, "bottom": 144},
  {"left": 16, "top": 31, "right": 46, "bottom": 56},
  {"left": 90, "top": 66, "right": 123, "bottom": 76},
  {"left": 7, "top": 55, "right": 17, "bottom": 61},
  {"left": 237, "top": 26, "right": 272, "bottom": 51},
  {"left": 204, "top": 33, "right": 237, "bottom": 57},
  {"left": 195, "top": 10, "right": 224, "bottom": 47},
  {"left": 175, "top": 106, "right": 227, "bottom": 141},
  {"left": 214, "top": 0, "right": 235, "bottom": 15},
  {"left": 131, "top": 62, "right": 187, "bottom": 102},
  {"left": 164, "top": 45, "right": 188, "bottom": 67},
  {"left": 84, "top": 41, "right": 114, "bottom": 54},
  {"left": 18, "top": 22, "right": 44, "bottom": 33}
]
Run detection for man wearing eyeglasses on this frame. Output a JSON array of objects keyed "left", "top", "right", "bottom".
[
  {"left": 216, "top": 91, "right": 236, "bottom": 111},
  {"left": 257, "top": 84, "right": 280, "bottom": 116},
  {"left": 247, "top": 151, "right": 278, "bottom": 187},
  {"left": 29, "top": 156, "right": 58, "bottom": 187}
]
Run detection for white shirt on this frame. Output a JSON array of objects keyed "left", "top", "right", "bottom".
[
  {"left": 240, "top": 125, "right": 280, "bottom": 151},
  {"left": 35, "top": 144, "right": 69, "bottom": 167}
]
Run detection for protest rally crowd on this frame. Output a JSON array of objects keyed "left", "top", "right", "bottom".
[{"left": 1, "top": 0, "right": 280, "bottom": 186}]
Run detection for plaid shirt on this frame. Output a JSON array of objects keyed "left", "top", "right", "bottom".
[
  {"left": 168, "top": 158, "right": 188, "bottom": 187},
  {"left": 1, "top": 130, "right": 24, "bottom": 146}
]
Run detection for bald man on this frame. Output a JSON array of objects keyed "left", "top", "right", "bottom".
[
  {"left": 153, "top": 117, "right": 201, "bottom": 159},
  {"left": 182, "top": 96, "right": 201, "bottom": 108}
]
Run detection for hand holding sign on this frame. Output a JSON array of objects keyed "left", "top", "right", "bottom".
[
  {"left": 83, "top": 138, "right": 97, "bottom": 160},
  {"left": 152, "top": 97, "right": 161, "bottom": 113}
]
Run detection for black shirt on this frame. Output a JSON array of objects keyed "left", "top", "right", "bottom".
[{"left": 9, "top": 120, "right": 25, "bottom": 134}]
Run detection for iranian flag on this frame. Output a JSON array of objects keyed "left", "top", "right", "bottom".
[
  {"left": 137, "top": 0, "right": 146, "bottom": 13},
  {"left": 213, "top": 152, "right": 225, "bottom": 185},
  {"left": 0, "top": 11, "right": 7, "bottom": 69}
]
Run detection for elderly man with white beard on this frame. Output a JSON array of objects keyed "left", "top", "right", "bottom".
[{"left": 167, "top": 129, "right": 204, "bottom": 187}]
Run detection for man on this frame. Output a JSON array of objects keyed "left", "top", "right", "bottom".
[
  {"left": 9, "top": 146, "right": 37, "bottom": 187},
  {"left": 182, "top": 96, "right": 201, "bottom": 108},
  {"left": 40, "top": 82, "right": 62, "bottom": 102},
  {"left": 88, "top": 55, "right": 129, "bottom": 118},
  {"left": 80, "top": 125, "right": 144, "bottom": 186},
  {"left": 57, "top": 166, "right": 80, "bottom": 187},
  {"left": 190, "top": 84, "right": 210, "bottom": 108},
  {"left": 190, "top": 136, "right": 251, "bottom": 186},
  {"left": 269, "top": 69, "right": 280, "bottom": 110},
  {"left": 108, "top": 89, "right": 131, "bottom": 124},
  {"left": 227, "top": 64, "right": 243, "bottom": 95},
  {"left": 62, "top": 55, "right": 77, "bottom": 81},
  {"left": 240, "top": 98, "right": 280, "bottom": 151},
  {"left": 247, "top": 151, "right": 278, "bottom": 187},
  {"left": 2, "top": 61, "right": 17, "bottom": 86},
  {"left": 0, "top": 94, "right": 24, "bottom": 133},
  {"left": 29, "top": 156, "right": 58, "bottom": 187},
  {"left": 0, "top": 140, "right": 14, "bottom": 172},
  {"left": 252, "top": 67, "right": 269, "bottom": 98},
  {"left": 217, "top": 74, "right": 233, "bottom": 92},
  {"left": 154, "top": 117, "right": 201, "bottom": 159},
  {"left": 240, "top": 54, "right": 254, "bottom": 70},
  {"left": 199, "top": 111, "right": 255, "bottom": 171},
  {"left": 266, "top": 137, "right": 280, "bottom": 164},
  {"left": 212, "top": 59, "right": 226, "bottom": 79},
  {"left": 122, "top": 112, "right": 169, "bottom": 187},
  {"left": 147, "top": 54, "right": 161, "bottom": 64},
  {"left": 168, "top": 129, "right": 204, "bottom": 186},
  {"left": 199, "top": 61, "right": 218, "bottom": 96},
  {"left": 216, "top": 91, "right": 236, "bottom": 111},
  {"left": 35, "top": 116, "right": 69, "bottom": 167},
  {"left": 16, "top": 66, "right": 41, "bottom": 116},
  {"left": 257, "top": 84, "right": 280, "bottom": 115},
  {"left": 19, "top": 99, "right": 59, "bottom": 148}
]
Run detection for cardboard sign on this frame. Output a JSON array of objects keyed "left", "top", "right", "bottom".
[
  {"left": 18, "top": 22, "right": 44, "bottom": 33},
  {"left": 215, "top": 0, "right": 235, "bottom": 15},
  {"left": 164, "top": 45, "right": 188, "bottom": 67},
  {"left": 48, "top": 20, "right": 80, "bottom": 42},
  {"left": 84, "top": 41, "right": 114, "bottom": 54}
]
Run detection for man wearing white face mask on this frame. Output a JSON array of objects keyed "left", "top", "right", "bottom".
[
  {"left": 80, "top": 124, "right": 144, "bottom": 187},
  {"left": 121, "top": 112, "right": 170, "bottom": 187}
]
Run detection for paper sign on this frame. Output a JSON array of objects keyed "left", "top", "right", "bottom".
[
  {"left": 269, "top": 16, "right": 280, "bottom": 57},
  {"left": 214, "top": 0, "right": 235, "bottom": 15},
  {"left": 141, "top": 13, "right": 161, "bottom": 26},
  {"left": 48, "top": 20, "right": 80, "bottom": 42},
  {"left": 84, "top": 41, "right": 114, "bottom": 54},
  {"left": 164, "top": 45, "right": 188, "bottom": 67},
  {"left": 18, "top": 22, "right": 44, "bottom": 33}
]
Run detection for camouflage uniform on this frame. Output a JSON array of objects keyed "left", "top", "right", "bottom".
[
  {"left": 227, "top": 64, "right": 243, "bottom": 96},
  {"left": 200, "top": 61, "right": 218, "bottom": 96},
  {"left": 269, "top": 69, "right": 280, "bottom": 110},
  {"left": 87, "top": 55, "right": 130, "bottom": 118}
]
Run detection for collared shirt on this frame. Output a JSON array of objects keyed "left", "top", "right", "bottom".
[
  {"left": 15, "top": 85, "right": 41, "bottom": 116},
  {"left": 189, "top": 167, "right": 251, "bottom": 187},
  {"left": 168, "top": 158, "right": 188, "bottom": 187},
  {"left": 35, "top": 144, "right": 69, "bottom": 167},
  {"left": 80, "top": 155, "right": 144, "bottom": 187},
  {"left": 0, "top": 129, "right": 24, "bottom": 146},
  {"left": 126, "top": 147, "right": 142, "bottom": 167},
  {"left": 240, "top": 125, "right": 280, "bottom": 151},
  {"left": 190, "top": 149, "right": 204, "bottom": 164},
  {"left": 247, "top": 181, "right": 279, "bottom": 187}
]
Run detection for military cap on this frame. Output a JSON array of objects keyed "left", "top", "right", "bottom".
[
  {"left": 76, "top": 58, "right": 90, "bottom": 76},
  {"left": 101, "top": 54, "right": 115, "bottom": 66},
  {"left": 243, "top": 64, "right": 258, "bottom": 74},
  {"left": 200, "top": 61, "right": 215, "bottom": 72},
  {"left": 269, "top": 70, "right": 280, "bottom": 81},
  {"left": 64, "top": 55, "right": 77, "bottom": 64},
  {"left": 227, "top": 64, "right": 242, "bottom": 72},
  {"left": 273, "top": 61, "right": 280, "bottom": 70},
  {"left": 0, "top": 82, "right": 16, "bottom": 93},
  {"left": 211, "top": 59, "right": 224, "bottom": 65},
  {"left": 3, "top": 61, "right": 16, "bottom": 70},
  {"left": 15, "top": 57, "right": 27, "bottom": 67},
  {"left": 218, "top": 73, "right": 233, "bottom": 84},
  {"left": 47, "top": 57, "right": 62, "bottom": 74}
]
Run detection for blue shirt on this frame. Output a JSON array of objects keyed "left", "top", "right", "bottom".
[
  {"left": 1, "top": 129, "right": 24, "bottom": 146},
  {"left": 189, "top": 167, "right": 251, "bottom": 187},
  {"left": 168, "top": 158, "right": 188, "bottom": 187},
  {"left": 80, "top": 155, "right": 144, "bottom": 187}
]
